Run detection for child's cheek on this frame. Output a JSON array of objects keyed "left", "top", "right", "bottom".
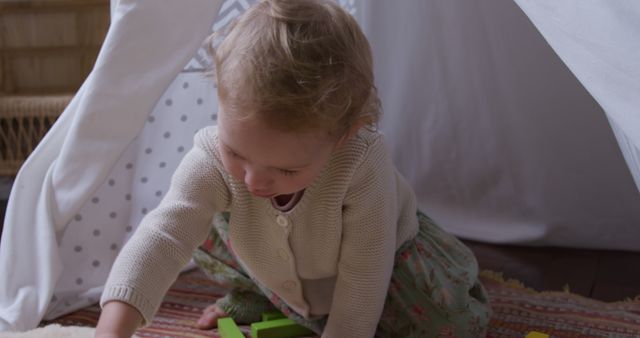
[{"left": 222, "top": 155, "right": 244, "bottom": 182}]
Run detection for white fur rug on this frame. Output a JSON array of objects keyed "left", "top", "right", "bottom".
[{"left": 0, "top": 324, "right": 140, "bottom": 338}]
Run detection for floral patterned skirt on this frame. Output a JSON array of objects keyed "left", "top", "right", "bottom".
[{"left": 193, "top": 211, "right": 491, "bottom": 337}]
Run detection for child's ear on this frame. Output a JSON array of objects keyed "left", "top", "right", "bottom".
[{"left": 335, "top": 119, "right": 369, "bottom": 148}]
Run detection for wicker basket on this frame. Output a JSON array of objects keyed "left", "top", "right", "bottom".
[
  {"left": 0, "top": 0, "right": 107, "bottom": 176},
  {"left": 0, "top": 0, "right": 110, "bottom": 95},
  {"left": 0, "top": 95, "right": 73, "bottom": 176}
]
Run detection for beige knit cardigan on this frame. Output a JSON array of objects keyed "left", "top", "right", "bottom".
[{"left": 101, "top": 126, "right": 419, "bottom": 337}]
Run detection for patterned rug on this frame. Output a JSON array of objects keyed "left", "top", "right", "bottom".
[
  {"left": 479, "top": 271, "right": 640, "bottom": 337},
  {"left": 44, "top": 269, "right": 640, "bottom": 337}
]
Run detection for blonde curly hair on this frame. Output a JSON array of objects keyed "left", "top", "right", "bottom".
[{"left": 209, "top": 0, "right": 381, "bottom": 137}]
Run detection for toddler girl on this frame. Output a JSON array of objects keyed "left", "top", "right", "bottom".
[{"left": 95, "top": 0, "right": 491, "bottom": 337}]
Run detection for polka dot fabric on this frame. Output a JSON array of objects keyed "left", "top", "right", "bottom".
[{"left": 47, "top": 74, "right": 217, "bottom": 318}]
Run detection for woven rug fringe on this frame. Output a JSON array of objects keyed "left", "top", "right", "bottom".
[
  {"left": 479, "top": 269, "right": 536, "bottom": 293},
  {"left": 480, "top": 269, "right": 640, "bottom": 305}
]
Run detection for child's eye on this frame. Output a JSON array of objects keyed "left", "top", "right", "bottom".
[
  {"left": 226, "top": 148, "right": 241, "bottom": 159},
  {"left": 279, "top": 169, "right": 298, "bottom": 176}
]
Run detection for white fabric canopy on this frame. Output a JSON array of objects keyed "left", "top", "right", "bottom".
[
  {"left": 359, "top": 0, "right": 640, "bottom": 249},
  {"left": 1, "top": 0, "right": 639, "bottom": 333},
  {"left": 0, "top": 0, "right": 226, "bottom": 331},
  {"left": 513, "top": 0, "right": 640, "bottom": 198}
]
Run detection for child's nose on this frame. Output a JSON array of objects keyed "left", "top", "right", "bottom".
[{"left": 244, "top": 168, "right": 273, "bottom": 190}]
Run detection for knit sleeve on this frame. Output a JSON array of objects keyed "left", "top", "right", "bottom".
[
  {"left": 322, "top": 135, "right": 398, "bottom": 338},
  {"left": 100, "top": 127, "right": 231, "bottom": 326}
]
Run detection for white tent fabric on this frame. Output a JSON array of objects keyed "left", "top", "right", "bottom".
[
  {"left": 513, "top": 0, "right": 640, "bottom": 199},
  {"left": 0, "top": 0, "right": 226, "bottom": 331},
  {"left": 359, "top": 0, "right": 640, "bottom": 250},
  {"left": 1, "top": 0, "right": 639, "bottom": 333}
]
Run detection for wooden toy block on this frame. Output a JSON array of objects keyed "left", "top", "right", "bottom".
[
  {"left": 526, "top": 332, "right": 550, "bottom": 338},
  {"left": 218, "top": 317, "right": 245, "bottom": 338},
  {"left": 261, "top": 311, "right": 286, "bottom": 322},
  {"left": 250, "top": 318, "right": 314, "bottom": 338}
]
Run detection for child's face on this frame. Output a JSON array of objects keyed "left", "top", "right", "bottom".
[{"left": 217, "top": 104, "right": 337, "bottom": 198}]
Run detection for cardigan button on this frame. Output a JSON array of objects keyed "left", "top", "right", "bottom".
[
  {"left": 276, "top": 215, "right": 289, "bottom": 227},
  {"left": 282, "top": 280, "right": 297, "bottom": 290},
  {"left": 277, "top": 248, "right": 289, "bottom": 261}
]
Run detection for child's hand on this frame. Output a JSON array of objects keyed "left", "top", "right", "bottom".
[
  {"left": 196, "top": 304, "right": 229, "bottom": 329},
  {"left": 95, "top": 301, "right": 143, "bottom": 338}
]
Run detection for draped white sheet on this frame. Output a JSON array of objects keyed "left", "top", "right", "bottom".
[
  {"left": 1, "top": 0, "right": 639, "bottom": 333},
  {"left": 359, "top": 0, "right": 640, "bottom": 250},
  {"left": 513, "top": 0, "right": 640, "bottom": 200},
  {"left": 0, "top": 0, "right": 225, "bottom": 331}
]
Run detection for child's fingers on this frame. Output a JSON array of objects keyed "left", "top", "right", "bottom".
[
  {"left": 196, "top": 311, "right": 218, "bottom": 329},
  {"left": 196, "top": 304, "right": 229, "bottom": 329}
]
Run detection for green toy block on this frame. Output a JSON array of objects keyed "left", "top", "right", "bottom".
[
  {"left": 250, "top": 318, "right": 314, "bottom": 338},
  {"left": 261, "top": 311, "right": 286, "bottom": 322},
  {"left": 526, "top": 332, "right": 550, "bottom": 338},
  {"left": 218, "top": 317, "right": 245, "bottom": 338}
]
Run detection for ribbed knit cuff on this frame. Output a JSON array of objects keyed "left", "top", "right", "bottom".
[
  {"left": 215, "top": 289, "right": 276, "bottom": 324},
  {"left": 100, "top": 285, "right": 154, "bottom": 327}
]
